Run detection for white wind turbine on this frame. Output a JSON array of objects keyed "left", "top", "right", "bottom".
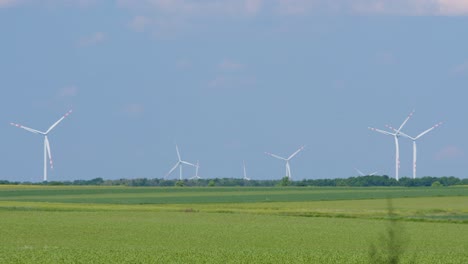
[
  {"left": 166, "top": 145, "right": 195, "bottom": 180},
  {"left": 190, "top": 161, "right": 201, "bottom": 180},
  {"left": 387, "top": 122, "right": 442, "bottom": 179},
  {"left": 354, "top": 168, "right": 379, "bottom": 176},
  {"left": 368, "top": 111, "right": 413, "bottom": 181},
  {"left": 265, "top": 146, "right": 304, "bottom": 179},
  {"left": 243, "top": 160, "right": 250, "bottom": 181},
  {"left": 10, "top": 110, "right": 73, "bottom": 182}
]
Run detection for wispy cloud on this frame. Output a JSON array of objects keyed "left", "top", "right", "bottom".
[
  {"left": 117, "top": 0, "right": 468, "bottom": 17},
  {"left": 78, "top": 32, "right": 106, "bottom": 47},
  {"left": 176, "top": 59, "right": 192, "bottom": 69},
  {"left": 4, "top": 0, "right": 468, "bottom": 15},
  {"left": 375, "top": 52, "right": 397, "bottom": 65},
  {"left": 453, "top": 61, "right": 468, "bottom": 75},
  {"left": 435, "top": 145, "right": 464, "bottom": 160},
  {"left": 438, "top": 0, "right": 468, "bottom": 15},
  {"left": 245, "top": 0, "right": 263, "bottom": 14},
  {"left": 58, "top": 86, "right": 78, "bottom": 98},
  {"left": 1, "top": 0, "right": 97, "bottom": 8},
  {"left": 0, "top": 0, "right": 21, "bottom": 8},
  {"left": 123, "top": 103, "right": 145, "bottom": 117},
  {"left": 218, "top": 60, "right": 244, "bottom": 71},
  {"left": 129, "top": 15, "right": 152, "bottom": 32}
]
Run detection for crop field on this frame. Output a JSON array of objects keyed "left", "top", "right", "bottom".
[{"left": 0, "top": 185, "right": 467, "bottom": 263}]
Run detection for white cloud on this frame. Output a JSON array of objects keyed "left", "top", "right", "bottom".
[
  {"left": 218, "top": 60, "right": 244, "bottom": 71},
  {"left": 176, "top": 59, "right": 192, "bottom": 69},
  {"left": 129, "top": 16, "right": 152, "bottom": 32},
  {"left": 0, "top": 0, "right": 21, "bottom": 8},
  {"left": 435, "top": 145, "right": 464, "bottom": 160},
  {"left": 277, "top": 0, "right": 317, "bottom": 15},
  {"left": 376, "top": 52, "right": 397, "bottom": 65},
  {"left": 58, "top": 86, "right": 78, "bottom": 97},
  {"left": 0, "top": 0, "right": 98, "bottom": 8},
  {"left": 245, "top": 0, "right": 263, "bottom": 14},
  {"left": 438, "top": 0, "right": 468, "bottom": 15},
  {"left": 78, "top": 32, "right": 105, "bottom": 47},
  {"left": 123, "top": 103, "right": 145, "bottom": 117},
  {"left": 453, "top": 61, "right": 468, "bottom": 75}
]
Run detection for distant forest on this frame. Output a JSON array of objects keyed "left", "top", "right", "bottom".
[{"left": 1, "top": 175, "right": 467, "bottom": 187}]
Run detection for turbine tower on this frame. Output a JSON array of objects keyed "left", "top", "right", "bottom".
[
  {"left": 243, "top": 160, "right": 250, "bottom": 181},
  {"left": 166, "top": 145, "right": 195, "bottom": 180},
  {"left": 10, "top": 110, "right": 73, "bottom": 182},
  {"left": 190, "top": 160, "right": 201, "bottom": 180},
  {"left": 265, "top": 146, "right": 304, "bottom": 179},
  {"left": 368, "top": 111, "right": 413, "bottom": 181},
  {"left": 387, "top": 122, "right": 442, "bottom": 179}
]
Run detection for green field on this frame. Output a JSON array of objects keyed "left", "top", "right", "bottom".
[{"left": 0, "top": 185, "right": 467, "bottom": 263}]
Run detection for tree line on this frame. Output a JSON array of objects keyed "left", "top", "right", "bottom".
[{"left": 1, "top": 175, "right": 467, "bottom": 187}]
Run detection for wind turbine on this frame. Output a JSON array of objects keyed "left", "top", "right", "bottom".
[
  {"left": 166, "top": 145, "right": 195, "bottom": 180},
  {"left": 265, "top": 146, "right": 304, "bottom": 179},
  {"left": 368, "top": 111, "right": 413, "bottom": 181},
  {"left": 243, "top": 160, "right": 250, "bottom": 181},
  {"left": 10, "top": 110, "right": 73, "bottom": 182},
  {"left": 354, "top": 168, "right": 379, "bottom": 176},
  {"left": 387, "top": 122, "right": 442, "bottom": 179},
  {"left": 190, "top": 160, "right": 201, "bottom": 180}
]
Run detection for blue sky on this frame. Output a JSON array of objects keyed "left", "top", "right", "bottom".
[{"left": 1, "top": 0, "right": 468, "bottom": 182}]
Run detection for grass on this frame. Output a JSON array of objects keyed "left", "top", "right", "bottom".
[{"left": 0, "top": 185, "right": 467, "bottom": 263}]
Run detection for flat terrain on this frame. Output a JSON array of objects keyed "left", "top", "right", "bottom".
[{"left": 0, "top": 185, "right": 467, "bottom": 263}]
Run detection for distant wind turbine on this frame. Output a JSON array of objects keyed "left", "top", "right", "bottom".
[
  {"left": 166, "top": 145, "right": 195, "bottom": 180},
  {"left": 190, "top": 160, "right": 201, "bottom": 180},
  {"left": 265, "top": 146, "right": 304, "bottom": 179},
  {"left": 354, "top": 168, "right": 379, "bottom": 176},
  {"left": 243, "top": 160, "right": 250, "bottom": 181},
  {"left": 368, "top": 110, "right": 414, "bottom": 181},
  {"left": 10, "top": 110, "right": 73, "bottom": 181},
  {"left": 387, "top": 122, "right": 442, "bottom": 179}
]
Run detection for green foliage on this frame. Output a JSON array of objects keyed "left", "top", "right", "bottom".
[
  {"left": 369, "top": 200, "right": 406, "bottom": 264},
  {"left": 279, "top": 176, "right": 291, "bottom": 186},
  {"left": 208, "top": 180, "right": 215, "bottom": 187},
  {"left": 0, "top": 187, "right": 467, "bottom": 263},
  {"left": 431, "top": 181, "right": 442, "bottom": 187},
  {"left": 175, "top": 180, "right": 185, "bottom": 187},
  {"left": 1, "top": 175, "right": 466, "bottom": 188}
]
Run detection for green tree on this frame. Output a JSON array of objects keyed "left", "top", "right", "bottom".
[
  {"left": 279, "top": 176, "right": 291, "bottom": 186},
  {"left": 175, "top": 180, "right": 184, "bottom": 187},
  {"left": 431, "top": 181, "right": 442, "bottom": 187}
]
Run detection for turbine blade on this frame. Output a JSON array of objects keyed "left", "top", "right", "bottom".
[
  {"left": 386, "top": 125, "right": 414, "bottom": 140},
  {"left": 46, "top": 110, "right": 72, "bottom": 134},
  {"left": 181, "top": 161, "right": 195, "bottom": 167},
  {"left": 288, "top": 146, "right": 304, "bottom": 160},
  {"left": 368, "top": 127, "right": 394, "bottom": 136},
  {"left": 415, "top": 122, "right": 442, "bottom": 139},
  {"left": 166, "top": 162, "right": 179, "bottom": 177},
  {"left": 355, "top": 168, "right": 365, "bottom": 176},
  {"left": 369, "top": 171, "right": 379, "bottom": 176},
  {"left": 397, "top": 110, "right": 414, "bottom": 132},
  {"left": 10, "top": 123, "right": 44, "bottom": 134},
  {"left": 265, "top": 152, "right": 286, "bottom": 160},
  {"left": 176, "top": 145, "right": 181, "bottom": 161}
]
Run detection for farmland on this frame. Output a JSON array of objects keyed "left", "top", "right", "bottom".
[{"left": 0, "top": 185, "right": 467, "bottom": 263}]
